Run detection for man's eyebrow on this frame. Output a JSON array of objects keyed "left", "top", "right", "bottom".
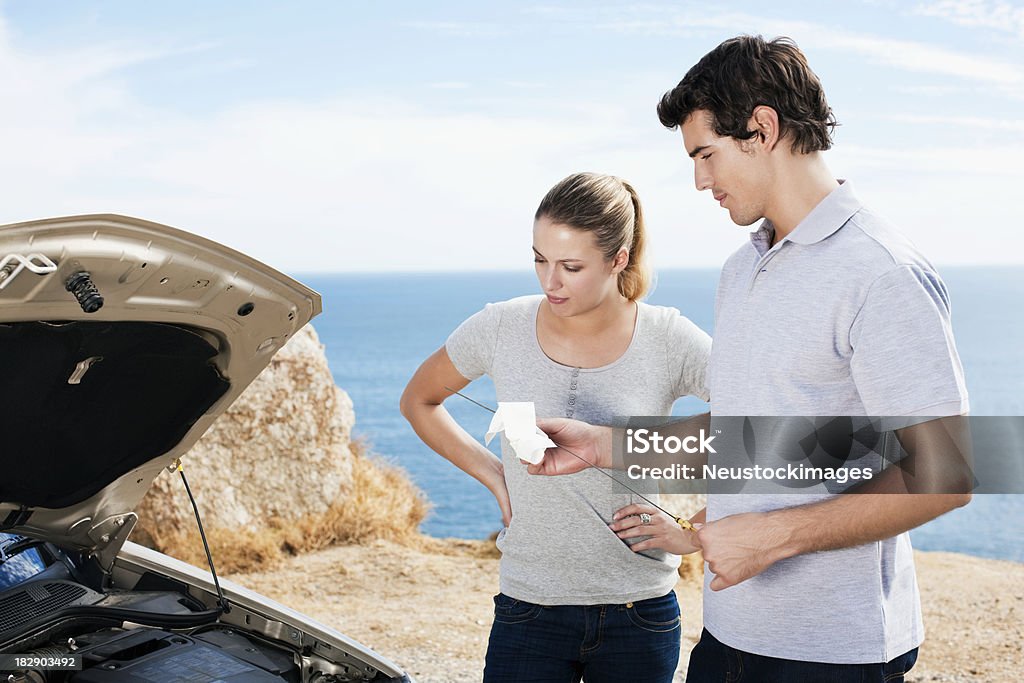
[{"left": 688, "top": 144, "right": 711, "bottom": 158}]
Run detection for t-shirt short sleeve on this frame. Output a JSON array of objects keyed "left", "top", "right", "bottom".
[
  {"left": 445, "top": 302, "right": 504, "bottom": 381},
  {"left": 665, "top": 309, "right": 713, "bottom": 402},
  {"left": 850, "top": 264, "right": 969, "bottom": 417}
]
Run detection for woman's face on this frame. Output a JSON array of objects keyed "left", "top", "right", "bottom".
[{"left": 533, "top": 215, "right": 625, "bottom": 318}]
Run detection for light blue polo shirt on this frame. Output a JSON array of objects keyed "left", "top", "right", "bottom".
[{"left": 704, "top": 180, "right": 969, "bottom": 664}]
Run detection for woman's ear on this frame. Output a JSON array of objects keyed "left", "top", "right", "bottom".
[
  {"left": 612, "top": 248, "right": 629, "bottom": 274},
  {"left": 749, "top": 105, "right": 781, "bottom": 151}
]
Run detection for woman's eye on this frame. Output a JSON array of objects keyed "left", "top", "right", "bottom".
[
  {"left": 563, "top": 265, "right": 581, "bottom": 273},
  {"left": 701, "top": 153, "right": 712, "bottom": 160},
  {"left": 534, "top": 257, "right": 546, "bottom": 264}
]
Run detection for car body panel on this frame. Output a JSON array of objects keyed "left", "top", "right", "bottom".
[{"left": 0, "top": 214, "right": 320, "bottom": 558}]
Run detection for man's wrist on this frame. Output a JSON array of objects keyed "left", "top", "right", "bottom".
[{"left": 761, "top": 509, "right": 805, "bottom": 563}]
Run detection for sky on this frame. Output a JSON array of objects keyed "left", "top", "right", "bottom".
[{"left": 0, "top": 1, "right": 1021, "bottom": 273}]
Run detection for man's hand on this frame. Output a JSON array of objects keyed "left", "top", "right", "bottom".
[
  {"left": 528, "top": 418, "right": 613, "bottom": 475},
  {"left": 697, "top": 512, "right": 792, "bottom": 591}
]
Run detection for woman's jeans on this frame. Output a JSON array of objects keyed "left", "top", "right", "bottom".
[
  {"left": 483, "top": 591, "right": 681, "bottom": 683},
  {"left": 685, "top": 628, "right": 919, "bottom": 683}
]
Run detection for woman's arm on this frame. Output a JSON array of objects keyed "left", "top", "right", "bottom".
[{"left": 399, "top": 346, "right": 511, "bottom": 526}]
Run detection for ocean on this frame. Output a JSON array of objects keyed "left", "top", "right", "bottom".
[{"left": 300, "top": 267, "right": 1024, "bottom": 563}]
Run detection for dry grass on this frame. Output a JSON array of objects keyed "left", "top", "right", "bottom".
[
  {"left": 134, "top": 440, "right": 432, "bottom": 573},
  {"left": 282, "top": 438, "right": 432, "bottom": 551}
]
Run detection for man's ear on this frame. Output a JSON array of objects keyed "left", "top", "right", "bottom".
[{"left": 749, "top": 105, "right": 781, "bottom": 151}]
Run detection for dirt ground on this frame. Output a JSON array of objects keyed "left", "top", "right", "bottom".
[{"left": 230, "top": 540, "right": 1023, "bottom": 682}]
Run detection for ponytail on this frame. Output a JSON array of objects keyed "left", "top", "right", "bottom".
[{"left": 616, "top": 180, "right": 651, "bottom": 301}]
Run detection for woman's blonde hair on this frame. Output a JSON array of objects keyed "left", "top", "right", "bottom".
[{"left": 535, "top": 172, "right": 651, "bottom": 301}]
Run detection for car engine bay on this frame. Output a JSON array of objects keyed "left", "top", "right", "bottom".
[{"left": 0, "top": 538, "right": 401, "bottom": 683}]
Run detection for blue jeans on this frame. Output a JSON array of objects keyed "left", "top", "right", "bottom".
[
  {"left": 483, "top": 591, "right": 681, "bottom": 682},
  {"left": 685, "top": 628, "right": 919, "bottom": 683}
]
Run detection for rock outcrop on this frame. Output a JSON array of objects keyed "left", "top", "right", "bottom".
[{"left": 135, "top": 324, "right": 354, "bottom": 538}]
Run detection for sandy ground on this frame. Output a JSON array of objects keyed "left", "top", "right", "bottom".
[{"left": 231, "top": 540, "right": 1023, "bottom": 682}]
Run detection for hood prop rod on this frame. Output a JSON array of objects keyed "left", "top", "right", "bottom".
[{"left": 174, "top": 459, "right": 231, "bottom": 614}]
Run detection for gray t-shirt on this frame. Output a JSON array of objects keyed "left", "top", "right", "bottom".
[
  {"left": 446, "top": 295, "right": 711, "bottom": 605},
  {"left": 706, "top": 181, "right": 969, "bottom": 664}
]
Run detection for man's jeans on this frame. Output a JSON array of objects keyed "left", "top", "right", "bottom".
[
  {"left": 483, "top": 591, "right": 681, "bottom": 682},
  {"left": 685, "top": 628, "right": 919, "bottom": 683}
]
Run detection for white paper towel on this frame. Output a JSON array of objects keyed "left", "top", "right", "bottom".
[{"left": 485, "top": 402, "right": 557, "bottom": 465}]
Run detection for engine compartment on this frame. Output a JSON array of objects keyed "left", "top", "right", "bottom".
[
  {"left": 0, "top": 572, "right": 303, "bottom": 682},
  {"left": 10, "top": 625, "right": 300, "bottom": 682},
  {"left": 0, "top": 543, "right": 399, "bottom": 683}
]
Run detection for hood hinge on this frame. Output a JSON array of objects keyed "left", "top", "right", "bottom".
[{"left": 87, "top": 512, "right": 138, "bottom": 573}]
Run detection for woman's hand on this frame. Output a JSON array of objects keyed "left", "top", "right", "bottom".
[
  {"left": 486, "top": 464, "right": 513, "bottom": 527},
  {"left": 610, "top": 503, "right": 702, "bottom": 555},
  {"left": 494, "top": 482, "right": 512, "bottom": 527}
]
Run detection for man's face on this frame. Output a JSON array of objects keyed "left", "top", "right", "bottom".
[{"left": 680, "top": 111, "right": 769, "bottom": 227}]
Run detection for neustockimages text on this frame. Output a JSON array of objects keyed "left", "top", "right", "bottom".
[{"left": 624, "top": 428, "right": 875, "bottom": 485}]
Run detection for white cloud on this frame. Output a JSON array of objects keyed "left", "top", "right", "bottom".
[
  {"left": 914, "top": 0, "right": 1024, "bottom": 39},
  {"left": 502, "top": 81, "right": 548, "bottom": 89},
  {"left": 803, "top": 29, "right": 1020, "bottom": 86},
  {"left": 0, "top": 10, "right": 1019, "bottom": 273},
  {"left": 874, "top": 113, "right": 1024, "bottom": 132},
  {"left": 427, "top": 81, "right": 471, "bottom": 89},
  {"left": 402, "top": 20, "right": 507, "bottom": 38},
  {"left": 0, "top": 26, "right": 641, "bottom": 271},
  {"left": 591, "top": 9, "right": 1023, "bottom": 88},
  {"left": 889, "top": 83, "right": 974, "bottom": 97},
  {"left": 831, "top": 143, "right": 1022, "bottom": 175}
]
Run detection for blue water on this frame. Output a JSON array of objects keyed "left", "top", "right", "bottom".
[{"left": 301, "top": 267, "right": 1024, "bottom": 563}]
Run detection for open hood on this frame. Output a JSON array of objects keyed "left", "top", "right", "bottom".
[{"left": 0, "top": 214, "right": 320, "bottom": 563}]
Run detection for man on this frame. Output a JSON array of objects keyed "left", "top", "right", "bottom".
[{"left": 531, "top": 36, "right": 971, "bottom": 681}]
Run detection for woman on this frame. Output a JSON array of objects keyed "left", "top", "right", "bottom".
[{"left": 400, "top": 172, "right": 710, "bottom": 682}]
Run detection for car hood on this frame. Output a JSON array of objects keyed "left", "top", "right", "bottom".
[{"left": 0, "top": 214, "right": 321, "bottom": 561}]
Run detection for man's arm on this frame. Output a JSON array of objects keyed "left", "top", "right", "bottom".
[
  {"left": 698, "top": 415, "right": 973, "bottom": 591},
  {"left": 530, "top": 412, "right": 711, "bottom": 475}
]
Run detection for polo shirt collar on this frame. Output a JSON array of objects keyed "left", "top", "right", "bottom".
[{"left": 749, "top": 180, "right": 862, "bottom": 255}]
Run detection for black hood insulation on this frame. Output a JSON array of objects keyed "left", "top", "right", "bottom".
[{"left": 0, "top": 321, "right": 230, "bottom": 509}]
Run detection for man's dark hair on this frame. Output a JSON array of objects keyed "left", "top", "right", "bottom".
[{"left": 657, "top": 35, "right": 837, "bottom": 154}]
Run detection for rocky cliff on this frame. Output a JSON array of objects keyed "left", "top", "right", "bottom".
[
  {"left": 133, "top": 324, "right": 428, "bottom": 571},
  {"left": 136, "top": 325, "right": 355, "bottom": 530}
]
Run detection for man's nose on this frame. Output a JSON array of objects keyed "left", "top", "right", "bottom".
[{"left": 694, "top": 166, "right": 712, "bottom": 192}]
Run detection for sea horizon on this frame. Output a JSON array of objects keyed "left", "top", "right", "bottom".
[{"left": 297, "top": 267, "right": 1024, "bottom": 563}]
